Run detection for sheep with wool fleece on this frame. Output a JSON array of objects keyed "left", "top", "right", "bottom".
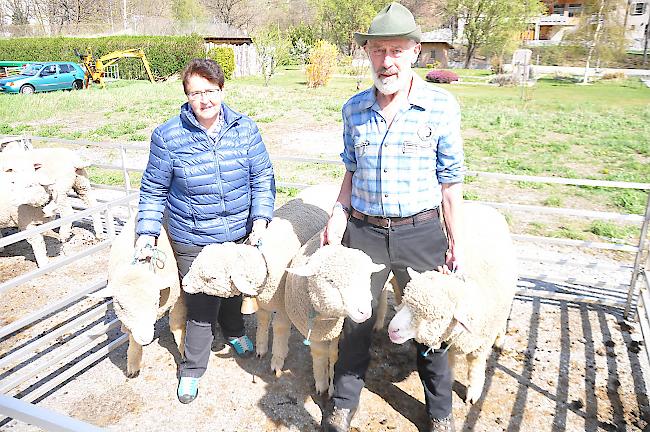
[
  {"left": 99, "top": 214, "right": 186, "bottom": 378},
  {"left": 181, "top": 183, "right": 339, "bottom": 374},
  {"left": 388, "top": 202, "right": 517, "bottom": 404},
  {"left": 285, "top": 232, "right": 385, "bottom": 396},
  {"left": 0, "top": 172, "right": 53, "bottom": 265},
  {"left": 0, "top": 147, "right": 104, "bottom": 241}
]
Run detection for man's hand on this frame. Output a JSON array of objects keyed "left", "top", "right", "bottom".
[
  {"left": 248, "top": 219, "right": 268, "bottom": 246},
  {"left": 437, "top": 247, "right": 464, "bottom": 275},
  {"left": 321, "top": 204, "right": 348, "bottom": 246},
  {"left": 134, "top": 235, "right": 155, "bottom": 261}
]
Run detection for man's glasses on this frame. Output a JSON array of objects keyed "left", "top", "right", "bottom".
[{"left": 187, "top": 88, "right": 221, "bottom": 100}]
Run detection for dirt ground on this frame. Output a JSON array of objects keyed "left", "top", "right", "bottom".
[
  {"left": 1, "top": 231, "right": 649, "bottom": 432},
  {"left": 1, "top": 129, "right": 650, "bottom": 431}
]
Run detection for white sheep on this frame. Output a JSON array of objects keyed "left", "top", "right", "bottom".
[
  {"left": 285, "top": 232, "right": 386, "bottom": 396},
  {"left": 0, "top": 172, "right": 52, "bottom": 265},
  {"left": 182, "top": 184, "right": 339, "bottom": 374},
  {"left": 387, "top": 202, "right": 518, "bottom": 404},
  {"left": 0, "top": 147, "right": 104, "bottom": 242},
  {"left": 98, "top": 214, "right": 186, "bottom": 378}
]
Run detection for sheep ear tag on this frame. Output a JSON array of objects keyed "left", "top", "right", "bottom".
[{"left": 231, "top": 274, "right": 258, "bottom": 296}]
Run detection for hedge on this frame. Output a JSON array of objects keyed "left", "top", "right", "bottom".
[
  {"left": 207, "top": 46, "right": 235, "bottom": 79},
  {"left": 0, "top": 35, "right": 205, "bottom": 80}
]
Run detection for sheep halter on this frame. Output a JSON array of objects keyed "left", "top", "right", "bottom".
[{"left": 131, "top": 244, "right": 167, "bottom": 273}]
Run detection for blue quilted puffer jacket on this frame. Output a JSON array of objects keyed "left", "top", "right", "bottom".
[{"left": 136, "top": 102, "right": 275, "bottom": 245}]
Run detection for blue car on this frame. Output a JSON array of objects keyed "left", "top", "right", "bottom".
[{"left": 0, "top": 61, "right": 85, "bottom": 94}]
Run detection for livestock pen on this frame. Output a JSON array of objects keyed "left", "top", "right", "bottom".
[{"left": 0, "top": 135, "right": 649, "bottom": 431}]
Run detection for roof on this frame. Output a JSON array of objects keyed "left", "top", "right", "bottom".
[{"left": 421, "top": 29, "right": 453, "bottom": 43}]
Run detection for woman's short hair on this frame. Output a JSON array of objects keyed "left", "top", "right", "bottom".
[{"left": 182, "top": 59, "right": 225, "bottom": 94}]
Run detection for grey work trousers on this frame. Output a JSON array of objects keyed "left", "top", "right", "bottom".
[
  {"left": 332, "top": 210, "right": 453, "bottom": 420},
  {"left": 172, "top": 240, "right": 245, "bottom": 379}
]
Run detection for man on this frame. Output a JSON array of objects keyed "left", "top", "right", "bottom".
[{"left": 321, "top": 3, "right": 465, "bottom": 432}]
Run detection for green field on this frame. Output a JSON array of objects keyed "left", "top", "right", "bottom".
[{"left": 1, "top": 68, "right": 649, "bottom": 244}]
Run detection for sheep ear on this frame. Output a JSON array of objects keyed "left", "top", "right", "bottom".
[
  {"left": 369, "top": 262, "right": 385, "bottom": 274},
  {"left": 286, "top": 264, "right": 315, "bottom": 277},
  {"left": 406, "top": 267, "right": 419, "bottom": 279},
  {"left": 453, "top": 305, "right": 474, "bottom": 334},
  {"left": 231, "top": 274, "right": 258, "bottom": 296}
]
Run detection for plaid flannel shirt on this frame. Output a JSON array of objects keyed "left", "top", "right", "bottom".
[{"left": 341, "top": 75, "right": 465, "bottom": 217}]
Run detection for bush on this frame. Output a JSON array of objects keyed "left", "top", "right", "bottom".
[
  {"left": 0, "top": 35, "right": 204, "bottom": 80},
  {"left": 305, "top": 40, "right": 338, "bottom": 88},
  {"left": 601, "top": 71, "right": 626, "bottom": 80},
  {"left": 425, "top": 69, "right": 459, "bottom": 84},
  {"left": 207, "top": 46, "right": 235, "bottom": 79}
]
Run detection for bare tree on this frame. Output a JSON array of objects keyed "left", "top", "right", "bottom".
[{"left": 201, "top": 0, "right": 253, "bottom": 31}]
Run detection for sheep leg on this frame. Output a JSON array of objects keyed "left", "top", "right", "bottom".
[
  {"left": 493, "top": 329, "right": 506, "bottom": 350},
  {"left": 126, "top": 331, "right": 144, "bottom": 378},
  {"left": 0, "top": 230, "right": 4, "bottom": 253},
  {"left": 168, "top": 296, "right": 187, "bottom": 359},
  {"left": 255, "top": 307, "right": 272, "bottom": 358},
  {"left": 73, "top": 170, "right": 105, "bottom": 239},
  {"left": 447, "top": 349, "right": 457, "bottom": 381},
  {"left": 26, "top": 233, "right": 48, "bottom": 268},
  {"left": 310, "top": 341, "right": 329, "bottom": 395},
  {"left": 465, "top": 350, "right": 489, "bottom": 404},
  {"left": 373, "top": 288, "right": 388, "bottom": 332},
  {"left": 327, "top": 337, "right": 339, "bottom": 399},
  {"left": 270, "top": 310, "right": 291, "bottom": 376},
  {"left": 56, "top": 194, "right": 74, "bottom": 242}
]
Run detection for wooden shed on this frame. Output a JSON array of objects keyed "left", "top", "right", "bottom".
[{"left": 418, "top": 30, "right": 454, "bottom": 68}]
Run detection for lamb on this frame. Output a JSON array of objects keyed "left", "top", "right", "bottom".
[
  {"left": 285, "top": 232, "right": 385, "bottom": 396},
  {"left": 387, "top": 202, "right": 518, "bottom": 404},
  {"left": 3, "top": 147, "right": 104, "bottom": 241},
  {"left": 182, "top": 184, "right": 339, "bottom": 373},
  {"left": 0, "top": 172, "right": 52, "bottom": 265},
  {"left": 97, "top": 214, "right": 186, "bottom": 378}
]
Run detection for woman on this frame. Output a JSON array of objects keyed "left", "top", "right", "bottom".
[{"left": 135, "top": 58, "right": 275, "bottom": 404}]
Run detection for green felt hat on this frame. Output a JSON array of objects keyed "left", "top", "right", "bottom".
[{"left": 354, "top": 3, "right": 421, "bottom": 47}]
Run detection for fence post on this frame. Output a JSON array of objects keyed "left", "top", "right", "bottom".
[
  {"left": 625, "top": 190, "right": 650, "bottom": 318},
  {"left": 119, "top": 144, "right": 131, "bottom": 196}
]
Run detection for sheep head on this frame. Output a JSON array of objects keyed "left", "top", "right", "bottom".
[
  {"left": 182, "top": 242, "right": 267, "bottom": 297},
  {"left": 108, "top": 264, "right": 163, "bottom": 346},
  {"left": 287, "top": 245, "right": 385, "bottom": 323},
  {"left": 388, "top": 268, "right": 475, "bottom": 349}
]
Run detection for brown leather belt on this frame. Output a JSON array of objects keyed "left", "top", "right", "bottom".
[{"left": 350, "top": 208, "right": 439, "bottom": 229}]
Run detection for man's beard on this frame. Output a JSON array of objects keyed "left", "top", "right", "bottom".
[{"left": 371, "top": 65, "right": 411, "bottom": 95}]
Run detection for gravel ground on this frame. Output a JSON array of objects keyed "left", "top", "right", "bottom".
[{"left": 1, "top": 237, "right": 649, "bottom": 432}]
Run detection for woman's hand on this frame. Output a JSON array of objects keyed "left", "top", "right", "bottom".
[
  {"left": 248, "top": 219, "right": 268, "bottom": 246},
  {"left": 134, "top": 235, "right": 155, "bottom": 260}
]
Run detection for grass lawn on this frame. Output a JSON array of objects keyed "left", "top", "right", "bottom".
[{"left": 1, "top": 68, "right": 649, "bottom": 244}]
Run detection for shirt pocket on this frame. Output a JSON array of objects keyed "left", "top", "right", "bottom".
[{"left": 354, "top": 139, "right": 371, "bottom": 158}]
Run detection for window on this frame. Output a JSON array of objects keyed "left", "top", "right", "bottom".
[
  {"left": 59, "top": 64, "right": 72, "bottom": 73},
  {"left": 631, "top": 2, "right": 647, "bottom": 15},
  {"left": 568, "top": 3, "right": 583, "bottom": 17},
  {"left": 553, "top": 3, "right": 565, "bottom": 14},
  {"left": 41, "top": 65, "right": 57, "bottom": 76},
  {"left": 430, "top": 50, "right": 437, "bottom": 60}
]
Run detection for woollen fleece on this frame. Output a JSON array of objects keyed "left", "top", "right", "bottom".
[
  {"left": 182, "top": 242, "right": 267, "bottom": 297},
  {"left": 400, "top": 202, "right": 518, "bottom": 355},
  {"left": 285, "top": 233, "right": 378, "bottom": 342},
  {"left": 107, "top": 215, "right": 181, "bottom": 343}
]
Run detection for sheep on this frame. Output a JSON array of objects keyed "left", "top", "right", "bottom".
[
  {"left": 0, "top": 172, "right": 52, "bottom": 265},
  {"left": 182, "top": 184, "right": 339, "bottom": 374},
  {"left": 387, "top": 202, "right": 518, "bottom": 404},
  {"left": 0, "top": 147, "right": 104, "bottom": 242},
  {"left": 284, "top": 232, "right": 386, "bottom": 396},
  {"left": 96, "top": 214, "right": 186, "bottom": 378}
]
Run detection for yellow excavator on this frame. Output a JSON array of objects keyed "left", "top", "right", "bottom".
[{"left": 75, "top": 48, "right": 155, "bottom": 88}]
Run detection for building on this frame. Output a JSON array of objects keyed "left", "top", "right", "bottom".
[{"left": 418, "top": 29, "right": 454, "bottom": 68}]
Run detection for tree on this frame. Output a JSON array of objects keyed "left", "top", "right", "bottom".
[
  {"left": 313, "top": 0, "right": 382, "bottom": 55},
  {"left": 254, "top": 26, "right": 291, "bottom": 86},
  {"left": 445, "top": 0, "right": 546, "bottom": 68},
  {"left": 171, "top": 0, "right": 204, "bottom": 28},
  {"left": 563, "top": 0, "right": 627, "bottom": 82},
  {"left": 200, "top": 0, "right": 253, "bottom": 31}
]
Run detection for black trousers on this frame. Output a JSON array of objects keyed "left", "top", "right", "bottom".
[
  {"left": 332, "top": 211, "right": 453, "bottom": 420},
  {"left": 172, "top": 240, "right": 245, "bottom": 378}
]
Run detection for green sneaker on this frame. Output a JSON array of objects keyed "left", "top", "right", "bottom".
[
  {"left": 177, "top": 376, "right": 199, "bottom": 404},
  {"left": 226, "top": 335, "right": 254, "bottom": 357}
]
